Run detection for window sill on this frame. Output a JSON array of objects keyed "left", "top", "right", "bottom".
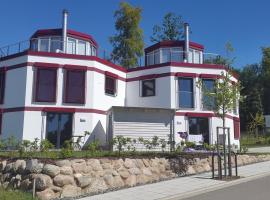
[{"left": 105, "top": 93, "right": 117, "bottom": 97}]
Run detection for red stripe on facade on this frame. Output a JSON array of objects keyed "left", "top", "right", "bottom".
[
  {"left": 34, "top": 62, "right": 60, "bottom": 69},
  {"left": 63, "top": 64, "right": 88, "bottom": 71},
  {"left": 175, "top": 72, "right": 198, "bottom": 77},
  {"left": 175, "top": 112, "right": 239, "bottom": 120},
  {"left": 199, "top": 74, "right": 221, "bottom": 79}
]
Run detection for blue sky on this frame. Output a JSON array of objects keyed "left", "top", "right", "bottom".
[{"left": 1, "top": 0, "right": 270, "bottom": 68}]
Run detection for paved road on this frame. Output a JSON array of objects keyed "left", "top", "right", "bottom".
[{"left": 182, "top": 175, "right": 270, "bottom": 200}]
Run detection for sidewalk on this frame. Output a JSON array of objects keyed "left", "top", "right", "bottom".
[{"left": 80, "top": 161, "right": 270, "bottom": 200}]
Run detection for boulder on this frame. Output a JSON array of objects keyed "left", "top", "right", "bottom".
[
  {"left": 20, "top": 179, "right": 31, "bottom": 190},
  {"left": 82, "top": 178, "right": 107, "bottom": 194},
  {"left": 87, "top": 159, "right": 103, "bottom": 171},
  {"left": 0, "top": 160, "right": 7, "bottom": 171},
  {"left": 55, "top": 160, "right": 71, "bottom": 167},
  {"left": 118, "top": 169, "right": 130, "bottom": 179},
  {"left": 26, "top": 159, "right": 43, "bottom": 173},
  {"left": 43, "top": 164, "right": 60, "bottom": 177},
  {"left": 125, "top": 175, "right": 136, "bottom": 187},
  {"left": 75, "top": 175, "right": 92, "bottom": 188},
  {"left": 135, "top": 159, "right": 145, "bottom": 169},
  {"left": 14, "top": 160, "right": 26, "bottom": 173},
  {"left": 142, "top": 168, "right": 152, "bottom": 176},
  {"left": 72, "top": 162, "right": 91, "bottom": 174},
  {"left": 142, "top": 159, "right": 150, "bottom": 167},
  {"left": 124, "top": 158, "right": 135, "bottom": 169},
  {"left": 112, "top": 159, "right": 124, "bottom": 170},
  {"left": 5, "top": 162, "right": 15, "bottom": 173},
  {"left": 61, "top": 185, "right": 81, "bottom": 198},
  {"left": 53, "top": 175, "right": 75, "bottom": 187},
  {"left": 34, "top": 174, "right": 52, "bottom": 191},
  {"left": 60, "top": 166, "right": 73, "bottom": 175},
  {"left": 36, "top": 188, "right": 56, "bottom": 200},
  {"left": 128, "top": 167, "right": 141, "bottom": 175},
  {"left": 103, "top": 174, "right": 114, "bottom": 187},
  {"left": 102, "top": 163, "right": 112, "bottom": 169}
]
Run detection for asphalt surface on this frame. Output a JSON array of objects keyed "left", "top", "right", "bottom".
[{"left": 182, "top": 175, "right": 270, "bottom": 200}]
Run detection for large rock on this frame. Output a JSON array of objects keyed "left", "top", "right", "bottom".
[
  {"left": 128, "top": 167, "right": 141, "bottom": 175},
  {"left": 82, "top": 178, "right": 107, "bottom": 194},
  {"left": 112, "top": 159, "right": 124, "bottom": 170},
  {"left": 14, "top": 160, "right": 26, "bottom": 173},
  {"left": 34, "top": 174, "right": 52, "bottom": 191},
  {"left": 125, "top": 175, "right": 137, "bottom": 187},
  {"left": 75, "top": 174, "right": 92, "bottom": 188},
  {"left": 53, "top": 175, "right": 75, "bottom": 187},
  {"left": 142, "top": 168, "right": 152, "bottom": 176},
  {"left": 43, "top": 164, "right": 60, "bottom": 177},
  {"left": 55, "top": 160, "right": 71, "bottom": 167},
  {"left": 0, "top": 160, "right": 7, "bottom": 171},
  {"left": 20, "top": 179, "right": 32, "bottom": 190},
  {"left": 26, "top": 159, "right": 44, "bottom": 173},
  {"left": 87, "top": 159, "right": 103, "bottom": 171},
  {"left": 61, "top": 184, "right": 81, "bottom": 198},
  {"left": 124, "top": 158, "right": 135, "bottom": 169},
  {"left": 72, "top": 162, "right": 91, "bottom": 174},
  {"left": 142, "top": 159, "right": 150, "bottom": 167},
  {"left": 60, "top": 166, "right": 73, "bottom": 175},
  {"left": 5, "top": 162, "right": 15, "bottom": 173},
  {"left": 135, "top": 159, "right": 145, "bottom": 169},
  {"left": 118, "top": 169, "right": 130, "bottom": 179},
  {"left": 36, "top": 188, "right": 56, "bottom": 200}
]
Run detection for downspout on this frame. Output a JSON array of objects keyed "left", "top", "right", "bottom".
[
  {"left": 184, "top": 23, "right": 190, "bottom": 63},
  {"left": 62, "top": 9, "right": 68, "bottom": 53}
]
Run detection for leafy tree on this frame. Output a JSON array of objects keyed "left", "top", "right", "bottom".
[
  {"left": 150, "top": 12, "right": 184, "bottom": 43},
  {"left": 261, "top": 47, "right": 270, "bottom": 114},
  {"left": 110, "top": 2, "right": 144, "bottom": 69}
]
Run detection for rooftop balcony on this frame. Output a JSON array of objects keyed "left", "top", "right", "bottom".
[{"left": 0, "top": 38, "right": 221, "bottom": 67}]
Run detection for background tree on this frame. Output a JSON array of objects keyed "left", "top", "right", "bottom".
[
  {"left": 110, "top": 2, "right": 144, "bottom": 69},
  {"left": 239, "top": 64, "right": 263, "bottom": 132},
  {"left": 150, "top": 12, "right": 184, "bottom": 43},
  {"left": 261, "top": 47, "right": 270, "bottom": 114}
]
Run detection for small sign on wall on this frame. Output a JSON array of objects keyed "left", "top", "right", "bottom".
[{"left": 80, "top": 118, "right": 86, "bottom": 122}]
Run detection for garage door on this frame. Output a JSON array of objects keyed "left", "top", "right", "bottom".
[{"left": 111, "top": 108, "right": 173, "bottom": 151}]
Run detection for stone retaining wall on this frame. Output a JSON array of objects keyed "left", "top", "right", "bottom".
[{"left": 0, "top": 154, "right": 270, "bottom": 200}]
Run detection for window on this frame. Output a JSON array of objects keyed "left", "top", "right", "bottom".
[
  {"left": 171, "top": 47, "right": 183, "bottom": 62},
  {"left": 161, "top": 48, "right": 170, "bottom": 63},
  {"left": 142, "top": 79, "right": 155, "bottom": 97},
  {"left": 39, "top": 37, "right": 49, "bottom": 52},
  {"left": 202, "top": 79, "right": 216, "bottom": 110},
  {"left": 154, "top": 50, "right": 160, "bottom": 64},
  {"left": 193, "top": 50, "right": 201, "bottom": 64},
  {"left": 234, "top": 118, "right": 240, "bottom": 139},
  {"left": 67, "top": 38, "right": 76, "bottom": 54},
  {"left": 147, "top": 52, "right": 154, "bottom": 65},
  {"left": 64, "top": 70, "right": 85, "bottom": 104},
  {"left": 105, "top": 75, "right": 117, "bottom": 96},
  {"left": 189, "top": 117, "right": 209, "bottom": 144},
  {"left": 78, "top": 40, "right": 86, "bottom": 55},
  {"left": 50, "top": 37, "right": 62, "bottom": 52},
  {"left": 178, "top": 77, "right": 194, "bottom": 108},
  {"left": 92, "top": 46, "right": 97, "bottom": 56},
  {"left": 35, "top": 68, "right": 57, "bottom": 102},
  {"left": 0, "top": 70, "right": 6, "bottom": 104}
]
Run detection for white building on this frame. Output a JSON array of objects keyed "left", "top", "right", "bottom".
[{"left": 0, "top": 11, "right": 240, "bottom": 149}]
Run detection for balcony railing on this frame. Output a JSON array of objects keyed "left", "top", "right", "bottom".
[{"left": 0, "top": 39, "right": 221, "bottom": 67}]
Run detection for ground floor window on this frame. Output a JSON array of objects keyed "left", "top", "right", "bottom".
[
  {"left": 46, "top": 112, "right": 73, "bottom": 149},
  {"left": 188, "top": 117, "right": 209, "bottom": 144}
]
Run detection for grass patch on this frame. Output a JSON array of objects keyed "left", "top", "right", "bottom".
[
  {"left": 0, "top": 187, "right": 36, "bottom": 200},
  {"left": 240, "top": 134, "right": 270, "bottom": 147}
]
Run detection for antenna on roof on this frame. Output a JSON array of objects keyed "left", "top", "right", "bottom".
[{"left": 184, "top": 23, "right": 190, "bottom": 63}]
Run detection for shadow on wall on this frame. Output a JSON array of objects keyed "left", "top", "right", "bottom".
[{"left": 84, "top": 120, "right": 106, "bottom": 147}]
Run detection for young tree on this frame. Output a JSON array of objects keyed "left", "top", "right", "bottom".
[
  {"left": 197, "top": 70, "right": 241, "bottom": 177},
  {"left": 110, "top": 2, "right": 144, "bottom": 69},
  {"left": 150, "top": 12, "right": 184, "bottom": 43}
]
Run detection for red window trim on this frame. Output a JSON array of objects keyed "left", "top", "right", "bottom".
[
  {"left": 175, "top": 72, "right": 197, "bottom": 78},
  {"left": 64, "top": 69, "right": 86, "bottom": 104},
  {"left": 105, "top": 75, "right": 117, "bottom": 96},
  {"left": 105, "top": 71, "right": 119, "bottom": 79},
  {"left": 35, "top": 68, "right": 57, "bottom": 103}
]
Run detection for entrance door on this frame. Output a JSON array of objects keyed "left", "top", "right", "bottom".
[
  {"left": 46, "top": 112, "right": 73, "bottom": 148},
  {"left": 188, "top": 117, "right": 209, "bottom": 144}
]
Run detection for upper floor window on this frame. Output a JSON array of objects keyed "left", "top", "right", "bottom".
[
  {"left": 50, "top": 37, "right": 62, "bottom": 52},
  {"left": 202, "top": 79, "right": 216, "bottom": 110},
  {"left": 35, "top": 68, "right": 57, "bottom": 102},
  {"left": 105, "top": 75, "right": 117, "bottom": 96},
  {"left": 141, "top": 79, "right": 155, "bottom": 97},
  {"left": 178, "top": 77, "right": 194, "bottom": 108},
  {"left": 67, "top": 38, "right": 76, "bottom": 54},
  {"left": 78, "top": 40, "right": 86, "bottom": 55},
  {"left": 0, "top": 70, "right": 6, "bottom": 104},
  {"left": 64, "top": 70, "right": 85, "bottom": 104}
]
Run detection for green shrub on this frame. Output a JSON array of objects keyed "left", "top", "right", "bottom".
[
  {"left": 86, "top": 140, "right": 100, "bottom": 152},
  {"left": 185, "top": 141, "right": 196, "bottom": 148},
  {"left": 60, "top": 140, "right": 73, "bottom": 158},
  {"left": 40, "top": 139, "right": 54, "bottom": 152},
  {"left": 112, "top": 136, "right": 131, "bottom": 155}
]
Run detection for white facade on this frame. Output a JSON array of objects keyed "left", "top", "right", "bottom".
[{"left": 0, "top": 29, "right": 240, "bottom": 149}]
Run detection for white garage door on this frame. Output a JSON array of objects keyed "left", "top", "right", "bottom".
[{"left": 111, "top": 108, "right": 173, "bottom": 151}]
